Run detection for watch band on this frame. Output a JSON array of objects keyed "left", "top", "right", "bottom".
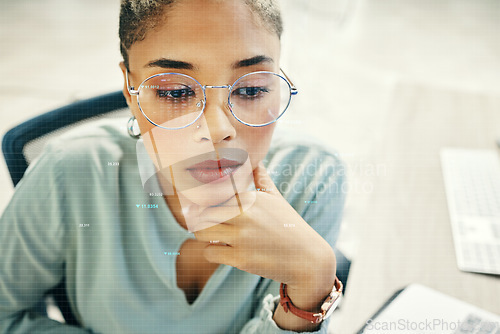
[{"left": 279, "top": 276, "right": 343, "bottom": 324}]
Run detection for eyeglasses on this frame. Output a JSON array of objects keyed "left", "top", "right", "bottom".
[{"left": 126, "top": 69, "right": 298, "bottom": 130}]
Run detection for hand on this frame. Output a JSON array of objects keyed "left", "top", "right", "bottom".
[{"left": 194, "top": 161, "right": 336, "bottom": 293}]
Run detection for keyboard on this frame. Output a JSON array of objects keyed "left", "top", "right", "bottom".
[
  {"left": 441, "top": 148, "right": 500, "bottom": 275},
  {"left": 454, "top": 313, "right": 500, "bottom": 334}
]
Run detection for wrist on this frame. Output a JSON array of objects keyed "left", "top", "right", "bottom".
[
  {"left": 285, "top": 276, "right": 336, "bottom": 312},
  {"left": 279, "top": 276, "right": 343, "bottom": 324},
  {"left": 286, "top": 249, "right": 337, "bottom": 312},
  {"left": 289, "top": 244, "right": 336, "bottom": 299},
  {"left": 272, "top": 244, "right": 341, "bottom": 330}
]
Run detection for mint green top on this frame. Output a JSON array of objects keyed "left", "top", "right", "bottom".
[{"left": 0, "top": 119, "right": 345, "bottom": 334}]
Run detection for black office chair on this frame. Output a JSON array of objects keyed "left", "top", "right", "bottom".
[{"left": 2, "top": 90, "right": 351, "bottom": 324}]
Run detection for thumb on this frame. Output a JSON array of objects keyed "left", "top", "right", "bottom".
[{"left": 253, "top": 161, "right": 279, "bottom": 195}]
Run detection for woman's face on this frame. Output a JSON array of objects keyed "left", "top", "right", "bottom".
[{"left": 120, "top": 0, "right": 281, "bottom": 226}]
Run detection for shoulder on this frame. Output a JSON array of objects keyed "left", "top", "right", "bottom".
[
  {"left": 49, "top": 117, "right": 134, "bottom": 158},
  {"left": 21, "top": 118, "right": 138, "bottom": 191},
  {"left": 265, "top": 128, "right": 345, "bottom": 193},
  {"left": 34, "top": 118, "right": 136, "bottom": 170}
]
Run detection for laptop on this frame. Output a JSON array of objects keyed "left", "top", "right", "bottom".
[{"left": 357, "top": 284, "right": 500, "bottom": 334}]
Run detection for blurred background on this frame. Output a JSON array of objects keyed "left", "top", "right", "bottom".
[{"left": 1, "top": 0, "right": 500, "bottom": 333}]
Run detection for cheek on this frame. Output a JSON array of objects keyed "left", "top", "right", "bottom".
[
  {"left": 238, "top": 123, "right": 276, "bottom": 167},
  {"left": 129, "top": 98, "right": 155, "bottom": 135},
  {"left": 137, "top": 112, "right": 203, "bottom": 170},
  {"left": 136, "top": 117, "right": 156, "bottom": 137}
]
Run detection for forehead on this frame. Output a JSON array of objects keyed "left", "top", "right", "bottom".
[{"left": 127, "top": 0, "right": 280, "bottom": 72}]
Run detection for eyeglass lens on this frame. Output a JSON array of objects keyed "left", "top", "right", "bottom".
[{"left": 137, "top": 72, "right": 292, "bottom": 129}]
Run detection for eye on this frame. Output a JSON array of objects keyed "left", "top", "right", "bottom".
[
  {"left": 157, "top": 87, "right": 196, "bottom": 99},
  {"left": 232, "top": 86, "right": 269, "bottom": 99}
]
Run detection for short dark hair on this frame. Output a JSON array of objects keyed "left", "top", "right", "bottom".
[{"left": 119, "top": 0, "right": 283, "bottom": 70}]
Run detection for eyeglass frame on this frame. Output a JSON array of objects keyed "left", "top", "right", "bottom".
[{"left": 125, "top": 68, "right": 298, "bottom": 130}]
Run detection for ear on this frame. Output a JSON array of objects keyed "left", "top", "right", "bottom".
[{"left": 119, "top": 61, "right": 133, "bottom": 107}]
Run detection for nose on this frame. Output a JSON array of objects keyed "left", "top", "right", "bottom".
[{"left": 198, "top": 88, "right": 236, "bottom": 143}]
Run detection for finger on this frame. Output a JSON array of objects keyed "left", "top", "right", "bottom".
[
  {"left": 197, "top": 191, "right": 256, "bottom": 225},
  {"left": 203, "top": 243, "right": 238, "bottom": 267},
  {"left": 253, "top": 161, "right": 279, "bottom": 195},
  {"left": 194, "top": 223, "right": 235, "bottom": 245},
  {"left": 182, "top": 191, "right": 255, "bottom": 232}
]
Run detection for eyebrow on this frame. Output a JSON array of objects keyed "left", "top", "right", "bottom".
[
  {"left": 145, "top": 58, "right": 195, "bottom": 70},
  {"left": 144, "top": 55, "right": 274, "bottom": 71},
  {"left": 233, "top": 55, "right": 274, "bottom": 69}
]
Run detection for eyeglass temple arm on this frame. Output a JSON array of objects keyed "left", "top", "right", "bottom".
[
  {"left": 280, "top": 68, "right": 298, "bottom": 95},
  {"left": 125, "top": 70, "right": 139, "bottom": 95}
]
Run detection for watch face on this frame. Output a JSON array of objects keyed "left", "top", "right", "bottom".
[{"left": 324, "top": 293, "right": 343, "bottom": 320}]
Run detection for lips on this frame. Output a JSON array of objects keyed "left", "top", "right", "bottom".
[{"left": 187, "top": 158, "right": 243, "bottom": 184}]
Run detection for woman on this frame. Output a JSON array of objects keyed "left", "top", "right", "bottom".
[{"left": 0, "top": 0, "right": 345, "bottom": 333}]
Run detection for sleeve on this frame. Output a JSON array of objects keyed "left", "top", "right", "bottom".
[
  {"left": 240, "top": 144, "right": 346, "bottom": 333},
  {"left": 0, "top": 141, "right": 92, "bottom": 334}
]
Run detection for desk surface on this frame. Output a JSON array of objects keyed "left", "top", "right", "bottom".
[{"left": 328, "top": 82, "right": 500, "bottom": 333}]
